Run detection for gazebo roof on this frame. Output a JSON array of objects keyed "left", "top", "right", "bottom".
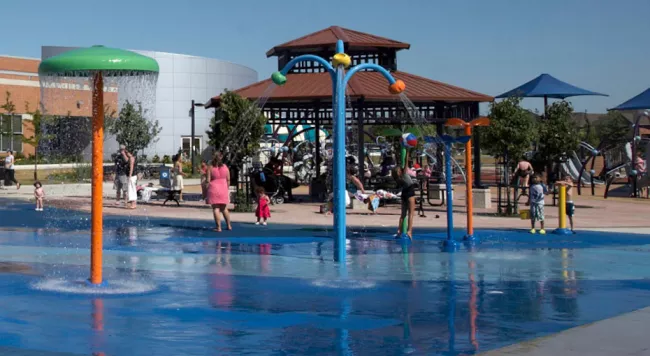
[
  {"left": 266, "top": 26, "right": 411, "bottom": 57},
  {"left": 205, "top": 71, "right": 493, "bottom": 108}
]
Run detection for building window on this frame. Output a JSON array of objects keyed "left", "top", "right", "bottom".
[
  {"left": 181, "top": 136, "right": 202, "bottom": 156},
  {"left": 0, "top": 114, "right": 23, "bottom": 153}
]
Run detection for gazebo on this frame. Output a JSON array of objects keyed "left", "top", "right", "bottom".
[{"left": 206, "top": 26, "right": 493, "bottom": 185}]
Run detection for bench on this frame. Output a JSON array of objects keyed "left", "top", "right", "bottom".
[{"left": 158, "top": 166, "right": 181, "bottom": 206}]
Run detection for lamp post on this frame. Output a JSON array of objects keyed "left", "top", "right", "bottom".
[{"left": 189, "top": 100, "right": 204, "bottom": 175}]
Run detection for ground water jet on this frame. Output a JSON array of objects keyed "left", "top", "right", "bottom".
[{"left": 38, "top": 46, "right": 159, "bottom": 287}]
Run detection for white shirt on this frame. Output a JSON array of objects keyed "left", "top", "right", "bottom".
[{"left": 4, "top": 155, "right": 14, "bottom": 170}]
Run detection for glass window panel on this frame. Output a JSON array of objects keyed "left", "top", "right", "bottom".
[
  {"left": 1, "top": 134, "right": 10, "bottom": 150},
  {"left": 181, "top": 138, "right": 190, "bottom": 153},
  {"left": 12, "top": 115, "right": 22, "bottom": 133},
  {"left": 12, "top": 135, "right": 22, "bottom": 152},
  {"left": 0, "top": 116, "right": 10, "bottom": 133}
]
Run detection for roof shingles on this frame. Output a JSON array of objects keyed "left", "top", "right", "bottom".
[
  {"left": 266, "top": 26, "right": 410, "bottom": 57},
  {"left": 206, "top": 71, "right": 492, "bottom": 107}
]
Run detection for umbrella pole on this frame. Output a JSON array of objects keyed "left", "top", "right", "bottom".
[{"left": 544, "top": 96, "right": 548, "bottom": 118}]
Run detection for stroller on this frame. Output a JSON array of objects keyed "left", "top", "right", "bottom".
[{"left": 250, "top": 162, "right": 287, "bottom": 205}]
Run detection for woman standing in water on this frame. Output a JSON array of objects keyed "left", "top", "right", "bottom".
[
  {"left": 126, "top": 150, "right": 138, "bottom": 209},
  {"left": 172, "top": 154, "right": 186, "bottom": 202},
  {"left": 206, "top": 152, "right": 232, "bottom": 232}
]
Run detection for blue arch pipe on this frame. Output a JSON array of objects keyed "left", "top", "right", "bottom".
[{"left": 278, "top": 40, "right": 398, "bottom": 264}]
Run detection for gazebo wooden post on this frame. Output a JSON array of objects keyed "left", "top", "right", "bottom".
[
  {"left": 472, "top": 102, "right": 483, "bottom": 188},
  {"left": 356, "top": 97, "right": 365, "bottom": 181},
  {"left": 312, "top": 100, "right": 321, "bottom": 177}
]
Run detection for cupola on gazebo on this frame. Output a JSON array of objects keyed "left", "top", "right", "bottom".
[{"left": 205, "top": 26, "right": 493, "bottom": 185}]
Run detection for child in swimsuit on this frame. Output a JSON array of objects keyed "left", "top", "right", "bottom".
[
  {"left": 393, "top": 166, "right": 418, "bottom": 239},
  {"left": 514, "top": 158, "right": 534, "bottom": 188},
  {"left": 526, "top": 174, "right": 548, "bottom": 234},
  {"left": 556, "top": 176, "right": 576, "bottom": 233}
]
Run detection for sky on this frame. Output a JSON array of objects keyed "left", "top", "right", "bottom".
[{"left": 2, "top": 0, "right": 649, "bottom": 114}]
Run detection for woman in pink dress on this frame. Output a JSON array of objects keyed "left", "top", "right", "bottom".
[{"left": 206, "top": 152, "right": 232, "bottom": 232}]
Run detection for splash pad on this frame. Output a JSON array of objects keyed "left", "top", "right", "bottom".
[
  {"left": 270, "top": 40, "right": 405, "bottom": 262},
  {"left": 38, "top": 46, "right": 159, "bottom": 287}
]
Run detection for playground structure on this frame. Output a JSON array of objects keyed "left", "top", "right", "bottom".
[
  {"left": 574, "top": 113, "right": 650, "bottom": 199},
  {"left": 205, "top": 26, "right": 490, "bottom": 190},
  {"left": 38, "top": 46, "right": 159, "bottom": 286},
  {"left": 202, "top": 26, "right": 496, "bottom": 253},
  {"left": 269, "top": 39, "right": 405, "bottom": 260},
  {"left": 445, "top": 117, "right": 490, "bottom": 240}
]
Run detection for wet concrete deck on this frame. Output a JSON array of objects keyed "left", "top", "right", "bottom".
[{"left": 482, "top": 306, "right": 650, "bottom": 356}]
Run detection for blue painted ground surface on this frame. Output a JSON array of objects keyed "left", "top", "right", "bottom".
[{"left": 1, "top": 199, "right": 650, "bottom": 355}]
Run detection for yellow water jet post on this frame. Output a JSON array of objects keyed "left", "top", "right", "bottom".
[{"left": 554, "top": 184, "right": 571, "bottom": 234}]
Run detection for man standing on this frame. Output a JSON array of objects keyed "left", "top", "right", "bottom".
[
  {"left": 4, "top": 149, "right": 20, "bottom": 189},
  {"left": 114, "top": 145, "right": 129, "bottom": 205}
]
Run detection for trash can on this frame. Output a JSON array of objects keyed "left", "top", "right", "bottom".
[{"left": 159, "top": 165, "right": 172, "bottom": 189}]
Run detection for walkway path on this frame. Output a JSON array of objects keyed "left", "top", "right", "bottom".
[
  {"left": 4, "top": 183, "right": 646, "bottom": 231},
  {"left": 481, "top": 307, "right": 650, "bottom": 356}
]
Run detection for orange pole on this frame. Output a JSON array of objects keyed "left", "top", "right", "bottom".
[
  {"left": 464, "top": 125, "right": 474, "bottom": 237},
  {"left": 90, "top": 72, "right": 104, "bottom": 285}
]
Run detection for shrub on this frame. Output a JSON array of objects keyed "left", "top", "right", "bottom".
[{"left": 232, "top": 189, "right": 253, "bottom": 212}]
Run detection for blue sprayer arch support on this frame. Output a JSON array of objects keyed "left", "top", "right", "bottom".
[{"left": 277, "top": 40, "right": 399, "bottom": 264}]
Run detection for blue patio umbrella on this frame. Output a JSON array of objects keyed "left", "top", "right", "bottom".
[
  {"left": 609, "top": 88, "right": 650, "bottom": 111},
  {"left": 496, "top": 73, "right": 607, "bottom": 115}
]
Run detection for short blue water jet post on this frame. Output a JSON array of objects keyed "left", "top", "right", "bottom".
[
  {"left": 428, "top": 135, "right": 470, "bottom": 252},
  {"left": 271, "top": 39, "right": 405, "bottom": 263},
  {"left": 442, "top": 143, "right": 459, "bottom": 250}
]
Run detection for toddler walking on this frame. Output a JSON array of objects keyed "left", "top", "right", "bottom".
[
  {"left": 526, "top": 174, "right": 548, "bottom": 234},
  {"left": 255, "top": 186, "right": 271, "bottom": 226},
  {"left": 34, "top": 181, "right": 44, "bottom": 211}
]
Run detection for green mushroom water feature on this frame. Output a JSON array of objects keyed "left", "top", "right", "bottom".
[{"left": 38, "top": 46, "right": 158, "bottom": 287}]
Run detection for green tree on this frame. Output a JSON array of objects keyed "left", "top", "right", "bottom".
[
  {"left": 482, "top": 97, "right": 537, "bottom": 163},
  {"left": 103, "top": 103, "right": 117, "bottom": 140},
  {"left": 22, "top": 102, "right": 54, "bottom": 179},
  {"left": 1, "top": 91, "right": 17, "bottom": 151},
  {"left": 537, "top": 101, "right": 580, "bottom": 163},
  {"left": 206, "top": 90, "right": 266, "bottom": 166},
  {"left": 109, "top": 101, "right": 161, "bottom": 154},
  {"left": 0, "top": 91, "right": 15, "bottom": 114},
  {"left": 579, "top": 119, "right": 599, "bottom": 147},
  {"left": 594, "top": 111, "right": 631, "bottom": 147}
]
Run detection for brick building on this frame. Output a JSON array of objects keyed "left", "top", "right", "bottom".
[
  {"left": 0, "top": 55, "right": 119, "bottom": 158},
  {"left": 1, "top": 47, "right": 258, "bottom": 160}
]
